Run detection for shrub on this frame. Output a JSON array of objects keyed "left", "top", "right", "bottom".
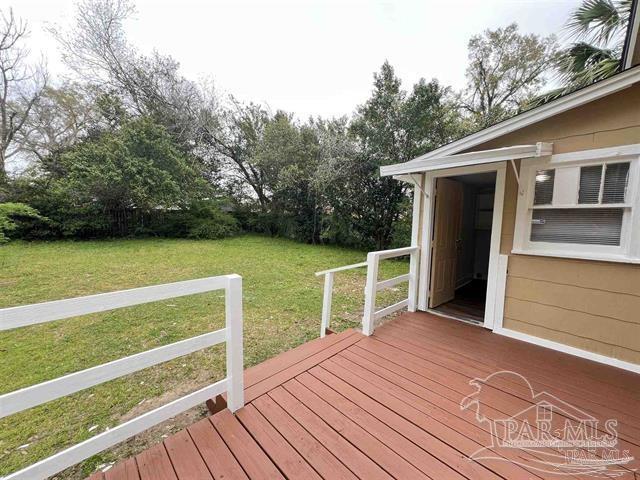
[
  {"left": 184, "top": 201, "right": 239, "bottom": 239},
  {"left": 0, "top": 203, "right": 48, "bottom": 243}
]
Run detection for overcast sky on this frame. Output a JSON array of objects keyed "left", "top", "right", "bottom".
[{"left": 3, "top": 0, "right": 580, "bottom": 119}]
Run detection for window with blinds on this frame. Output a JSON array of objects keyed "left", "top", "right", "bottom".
[
  {"left": 530, "top": 162, "right": 630, "bottom": 247},
  {"left": 530, "top": 208, "right": 623, "bottom": 245}
]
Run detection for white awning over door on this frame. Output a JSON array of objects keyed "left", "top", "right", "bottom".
[{"left": 380, "top": 142, "right": 553, "bottom": 176}]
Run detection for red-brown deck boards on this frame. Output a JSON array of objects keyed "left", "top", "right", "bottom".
[
  {"left": 91, "top": 311, "right": 640, "bottom": 480},
  {"left": 281, "top": 377, "right": 431, "bottom": 480},
  {"left": 210, "top": 409, "right": 284, "bottom": 479},
  {"left": 252, "top": 393, "right": 357, "bottom": 480},
  {"left": 135, "top": 444, "right": 177, "bottom": 480},
  {"left": 187, "top": 418, "right": 248, "bottom": 480},
  {"left": 332, "top": 349, "right": 583, "bottom": 480},
  {"left": 268, "top": 386, "right": 392, "bottom": 480},
  {"left": 236, "top": 404, "right": 322, "bottom": 480},
  {"left": 243, "top": 329, "right": 363, "bottom": 402},
  {"left": 400, "top": 313, "right": 640, "bottom": 400},
  {"left": 375, "top": 321, "right": 640, "bottom": 446},
  {"left": 351, "top": 338, "right": 640, "bottom": 475},
  {"left": 164, "top": 429, "right": 213, "bottom": 480},
  {"left": 319, "top": 358, "right": 537, "bottom": 480},
  {"left": 377, "top": 322, "right": 640, "bottom": 423},
  {"left": 104, "top": 458, "right": 139, "bottom": 480},
  {"left": 294, "top": 371, "right": 457, "bottom": 479},
  {"left": 394, "top": 315, "right": 640, "bottom": 408},
  {"left": 243, "top": 329, "right": 359, "bottom": 388},
  {"left": 385, "top": 320, "right": 640, "bottom": 430}
]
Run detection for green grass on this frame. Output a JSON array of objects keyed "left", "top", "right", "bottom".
[{"left": 0, "top": 235, "right": 408, "bottom": 477}]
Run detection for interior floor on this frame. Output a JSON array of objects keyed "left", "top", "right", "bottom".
[{"left": 431, "top": 271, "right": 487, "bottom": 323}]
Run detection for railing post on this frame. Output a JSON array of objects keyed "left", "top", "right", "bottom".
[
  {"left": 225, "top": 274, "right": 244, "bottom": 412},
  {"left": 362, "top": 252, "right": 379, "bottom": 336},
  {"left": 320, "top": 272, "right": 334, "bottom": 338},
  {"left": 407, "top": 248, "right": 419, "bottom": 312}
]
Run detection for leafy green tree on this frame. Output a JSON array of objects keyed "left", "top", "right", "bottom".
[
  {"left": 12, "top": 117, "right": 209, "bottom": 236},
  {"left": 258, "top": 112, "right": 323, "bottom": 242},
  {"left": 56, "top": 117, "right": 207, "bottom": 211},
  {"left": 331, "top": 62, "right": 461, "bottom": 249},
  {"left": 461, "top": 24, "right": 557, "bottom": 127},
  {"left": 308, "top": 117, "right": 358, "bottom": 245}
]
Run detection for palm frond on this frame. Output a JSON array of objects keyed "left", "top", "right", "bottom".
[
  {"left": 530, "top": 0, "right": 632, "bottom": 109},
  {"left": 566, "top": 0, "right": 631, "bottom": 46},
  {"left": 556, "top": 42, "right": 620, "bottom": 81},
  {"left": 528, "top": 42, "right": 621, "bottom": 108}
]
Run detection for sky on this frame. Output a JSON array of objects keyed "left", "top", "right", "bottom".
[{"left": 3, "top": 0, "right": 581, "bottom": 120}]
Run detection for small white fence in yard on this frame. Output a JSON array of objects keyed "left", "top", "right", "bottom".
[
  {"left": 0, "top": 274, "right": 244, "bottom": 480},
  {"left": 315, "top": 246, "right": 419, "bottom": 337}
]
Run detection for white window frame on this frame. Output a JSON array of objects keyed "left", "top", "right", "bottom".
[{"left": 513, "top": 144, "right": 640, "bottom": 264}]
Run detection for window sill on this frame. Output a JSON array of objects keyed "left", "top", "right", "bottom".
[{"left": 510, "top": 248, "right": 640, "bottom": 265}]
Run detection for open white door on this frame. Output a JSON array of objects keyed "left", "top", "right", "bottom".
[{"left": 429, "top": 178, "right": 464, "bottom": 308}]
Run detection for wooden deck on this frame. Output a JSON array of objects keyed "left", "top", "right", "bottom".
[{"left": 90, "top": 312, "right": 640, "bottom": 480}]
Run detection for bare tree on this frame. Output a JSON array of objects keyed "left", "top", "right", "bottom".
[
  {"left": 15, "top": 83, "right": 98, "bottom": 165},
  {"left": 0, "top": 8, "right": 47, "bottom": 179},
  {"left": 50, "top": 0, "right": 201, "bottom": 135},
  {"left": 460, "top": 24, "right": 557, "bottom": 128}
]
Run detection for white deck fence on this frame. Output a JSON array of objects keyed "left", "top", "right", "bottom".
[
  {"left": 0, "top": 275, "right": 244, "bottom": 480},
  {"left": 315, "top": 246, "right": 419, "bottom": 337}
]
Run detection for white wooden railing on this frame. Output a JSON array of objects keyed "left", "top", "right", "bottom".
[
  {"left": 316, "top": 246, "right": 419, "bottom": 337},
  {"left": 0, "top": 275, "right": 244, "bottom": 480},
  {"left": 362, "top": 246, "right": 419, "bottom": 335},
  {"left": 315, "top": 261, "right": 368, "bottom": 337}
]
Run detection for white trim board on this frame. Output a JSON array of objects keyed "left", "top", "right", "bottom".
[
  {"left": 391, "top": 67, "right": 640, "bottom": 168},
  {"left": 623, "top": 1, "right": 640, "bottom": 70},
  {"left": 417, "top": 161, "right": 505, "bottom": 331},
  {"left": 381, "top": 143, "right": 551, "bottom": 176},
  {"left": 494, "top": 327, "right": 640, "bottom": 375},
  {"left": 549, "top": 143, "right": 640, "bottom": 165}
]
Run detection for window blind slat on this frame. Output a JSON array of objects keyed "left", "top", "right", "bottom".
[
  {"left": 530, "top": 208, "right": 623, "bottom": 246},
  {"left": 603, "top": 162, "right": 629, "bottom": 204},
  {"left": 578, "top": 165, "right": 602, "bottom": 204}
]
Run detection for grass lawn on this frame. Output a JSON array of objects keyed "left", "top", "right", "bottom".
[{"left": 0, "top": 235, "right": 408, "bottom": 477}]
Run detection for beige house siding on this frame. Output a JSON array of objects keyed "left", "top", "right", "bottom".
[{"left": 468, "top": 83, "right": 640, "bottom": 365}]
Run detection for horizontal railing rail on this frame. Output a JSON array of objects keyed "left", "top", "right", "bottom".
[
  {"left": 315, "top": 246, "right": 419, "bottom": 338},
  {"left": 0, "top": 275, "right": 243, "bottom": 480},
  {"left": 315, "top": 261, "right": 368, "bottom": 337},
  {"left": 362, "top": 246, "right": 419, "bottom": 335}
]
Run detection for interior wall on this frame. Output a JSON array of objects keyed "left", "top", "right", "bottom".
[
  {"left": 473, "top": 189, "right": 494, "bottom": 280},
  {"left": 456, "top": 183, "right": 476, "bottom": 287},
  {"left": 466, "top": 83, "right": 640, "bottom": 365}
]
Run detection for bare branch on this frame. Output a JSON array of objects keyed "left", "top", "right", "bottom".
[{"left": 0, "top": 7, "right": 47, "bottom": 179}]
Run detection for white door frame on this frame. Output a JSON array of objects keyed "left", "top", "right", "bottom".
[{"left": 416, "top": 162, "right": 506, "bottom": 329}]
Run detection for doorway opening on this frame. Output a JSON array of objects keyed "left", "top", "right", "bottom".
[{"left": 428, "top": 171, "right": 496, "bottom": 324}]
